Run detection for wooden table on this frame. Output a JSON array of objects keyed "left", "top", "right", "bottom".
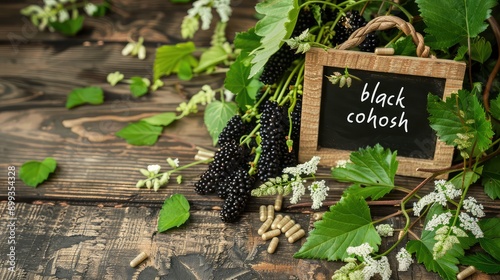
[{"left": 0, "top": 1, "right": 498, "bottom": 279}]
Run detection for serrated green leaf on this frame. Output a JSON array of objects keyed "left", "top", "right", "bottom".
[
  {"left": 407, "top": 204, "right": 475, "bottom": 280},
  {"left": 49, "top": 15, "right": 84, "bottom": 36},
  {"left": 482, "top": 156, "right": 500, "bottom": 199},
  {"left": 204, "top": 101, "right": 238, "bottom": 145},
  {"left": 115, "top": 121, "right": 163, "bottom": 146},
  {"left": 224, "top": 52, "right": 262, "bottom": 111},
  {"left": 153, "top": 42, "right": 197, "bottom": 80},
  {"left": 66, "top": 86, "right": 104, "bottom": 109},
  {"left": 479, "top": 218, "right": 500, "bottom": 261},
  {"left": 449, "top": 168, "right": 482, "bottom": 190},
  {"left": 470, "top": 37, "right": 492, "bottom": 63},
  {"left": 294, "top": 195, "right": 380, "bottom": 261},
  {"left": 235, "top": 78, "right": 260, "bottom": 111},
  {"left": 416, "top": 0, "right": 497, "bottom": 49},
  {"left": 157, "top": 193, "right": 190, "bottom": 232},
  {"left": 390, "top": 36, "right": 417, "bottom": 56},
  {"left": 19, "top": 157, "right": 57, "bottom": 188},
  {"left": 234, "top": 28, "right": 261, "bottom": 53},
  {"left": 331, "top": 144, "right": 397, "bottom": 199},
  {"left": 428, "top": 90, "right": 493, "bottom": 158},
  {"left": 454, "top": 45, "right": 468, "bottom": 61},
  {"left": 342, "top": 183, "right": 393, "bottom": 201},
  {"left": 249, "top": 0, "right": 299, "bottom": 78},
  {"left": 194, "top": 45, "right": 228, "bottom": 73},
  {"left": 176, "top": 58, "right": 194, "bottom": 81},
  {"left": 130, "top": 77, "right": 150, "bottom": 97},
  {"left": 142, "top": 112, "right": 177, "bottom": 126},
  {"left": 490, "top": 94, "right": 500, "bottom": 120},
  {"left": 459, "top": 253, "right": 500, "bottom": 274}
]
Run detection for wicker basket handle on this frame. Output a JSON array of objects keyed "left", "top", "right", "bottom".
[{"left": 336, "top": 15, "right": 430, "bottom": 58}]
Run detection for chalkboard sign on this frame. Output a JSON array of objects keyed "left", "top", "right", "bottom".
[{"left": 299, "top": 48, "right": 466, "bottom": 178}]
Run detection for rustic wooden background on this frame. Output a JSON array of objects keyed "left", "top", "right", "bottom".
[{"left": 0, "top": 1, "right": 498, "bottom": 279}]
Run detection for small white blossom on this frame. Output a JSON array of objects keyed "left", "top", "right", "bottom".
[
  {"left": 459, "top": 212, "right": 483, "bottom": 238},
  {"left": 308, "top": 180, "right": 329, "bottom": 209},
  {"left": 413, "top": 180, "right": 461, "bottom": 216},
  {"left": 375, "top": 224, "right": 394, "bottom": 237},
  {"left": 147, "top": 164, "right": 161, "bottom": 175},
  {"left": 57, "top": 9, "right": 69, "bottom": 22},
  {"left": 346, "top": 243, "right": 373, "bottom": 258},
  {"left": 213, "top": 0, "right": 231, "bottom": 22},
  {"left": 166, "top": 158, "right": 180, "bottom": 168},
  {"left": 463, "top": 196, "right": 485, "bottom": 218},
  {"left": 425, "top": 212, "right": 453, "bottom": 231},
  {"left": 84, "top": 3, "right": 98, "bottom": 16},
  {"left": 396, "top": 247, "right": 413, "bottom": 271},
  {"left": 362, "top": 255, "right": 391, "bottom": 280},
  {"left": 289, "top": 178, "right": 305, "bottom": 204},
  {"left": 223, "top": 89, "right": 234, "bottom": 102},
  {"left": 335, "top": 159, "right": 351, "bottom": 168},
  {"left": 283, "top": 156, "right": 321, "bottom": 177},
  {"left": 43, "top": 0, "right": 57, "bottom": 7}
]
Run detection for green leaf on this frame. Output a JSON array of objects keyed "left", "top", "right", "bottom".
[
  {"left": 153, "top": 42, "right": 197, "bottom": 80},
  {"left": 224, "top": 52, "right": 262, "bottom": 111},
  {"left": 194, "top": 45, "right": 228, "bottom": 73},
  {"left": 49, "top": 15, "right": 84, "bottom": 36},
  {"left": 407, "top": 204, "right": 475, "bottom": 280},
  {"left": 428, "top": 90, "right": 493, "bottom": 158},
  {"left": 19, "top": 157, "right": 57, "bottom": 188},
  {"left": 459, "top": 253, "right": 500, "bottom": 274},
  {"left": 490, "top": 94, "right": 500, "bottom": 121},
  {"left": 454, "top": 45, "right": 468, "bottom": 61},
  {"left": 482, "top": 156, "right": 500, "bottom": 199},
  {"left": 416, "top": 0, "right": 497, "bottom": 49},
  {"left": 115, "top": 121, "right": 163, "bottom": 146},
  {"left": 470, "top": 37, "right": 492, "bottom": 63},
  {"left": 157, "top": 193, "right": 190, "bottom": 233},
  {"left": 343, "top": 183, "right": 393, "bottom": 201},
  {"left": 130, "top": 77, "right": 150, "bottom": 97},
  {"left": 449, "top": 168, "right": 482, "bottom": 190},
  {"left": 176, "top": 58, "right": 194, "bottom": 81},
  {"left": 249, "top": 0, "right": 299, "bottom": 78},
  {"left": 142, "top": 112, "right": 177, "bottom": 126},
  {"left": 479, "top": 218, "right": 500, "bottom": 261},
  {"left": 234, "top": 28, "right": 262, "bottom": 54},
  {"left": 66, "top": 86, "right": 104, "bottom": 109},
  {"left": 204, "top": 101, "right": 238, "bottom": 145},
  {"left": 294, "top": 195, "right": 380, "bottom": 261},
  {"left": 390, "top": 36, "right": 417, "bottom": 56},
  {"left": 331, "top": 144, "right": 397, "bottom": 200}
]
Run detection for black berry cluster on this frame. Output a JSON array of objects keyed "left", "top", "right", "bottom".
[
  {"left": 219, "top": 167, "right": 256, "bottom": 222},
  {"left": 333, "top": 10, "right": 367, "bottom": 45},
  {"left": 359, "top": 32, "right": 379, "bottom": 53},
  {"left": 217, "top": 115, "right": 248, "bottom": 146},
  {"left": 257, "top": 100, "right": 289, "bottom": 182}
]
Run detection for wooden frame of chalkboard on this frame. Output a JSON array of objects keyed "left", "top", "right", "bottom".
[{"left": 299, "top": 48, "right": 466, "bottom": 178}]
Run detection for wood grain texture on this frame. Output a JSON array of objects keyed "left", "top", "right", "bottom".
[{"left": 0, "top": 1, "right": 499, "bottom": 279}]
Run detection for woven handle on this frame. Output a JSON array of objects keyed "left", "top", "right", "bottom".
[{"left": 337, "top": 15, "right": 430, "bottom": 58}]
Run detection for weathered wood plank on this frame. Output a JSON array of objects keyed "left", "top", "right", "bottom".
[
  {"left": 5, "top": 201, "right": 495, "bottom": 280},
  {"left": 1, "top": 0, "right": 258, "bottom": 45}
]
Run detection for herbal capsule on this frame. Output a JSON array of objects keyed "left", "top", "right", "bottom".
[
  {"left": 457, "top": 266, "right": 477, "bottom": 280},
  {"left": 130, "top": 252, "right": 148, "bottom": 267},
  {"left": 258, "top": 217, "right": 273, "bottom": 235},
  {"left": 313, "top": 212, "right": 324, "bottom": 221},
  {"left": 288, "top": 229, "right": 306, "bottom": 243},
  {"left": 267, "top": 237, "right": 279, "bottom": 254},
  {"left": 281, "top": 219, "right": 296, "bottom": 233},
  {"left": 271, "top": 214, "right": 283, "bottom": 229},
  {"left": 274, "top": 194, "right": 283, "bottom": 211},
  {"left": 267, "top": 205, "right": 275, "bottom": 220},
  {"left": 285, "top": 223, "right": 302, "bottom": 238},
  {"left": 262, "top": 229, "right": 281, "bottom": 241},
  {"left": 276, "top": 215, "right": 291, "bottom": 229},
  {"left": 259, "top": 205, "right": 268, "bottom": 222}
]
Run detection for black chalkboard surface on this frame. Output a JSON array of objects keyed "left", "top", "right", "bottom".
[
  {"left": 299, "top": 48, "right": 466, "bottom": 178},
  {"left": 318, "top": 67, "right": 445, "bottom": 159}
]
